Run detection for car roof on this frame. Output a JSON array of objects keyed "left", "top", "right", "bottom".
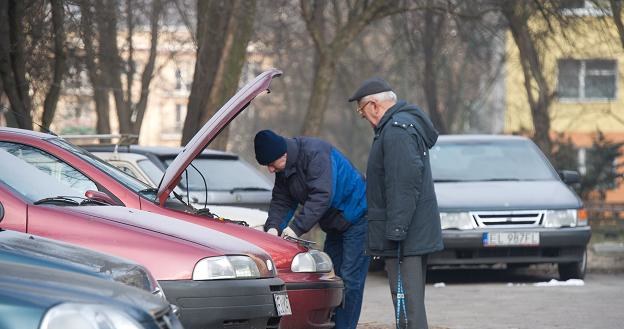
[
  {"left": 0, "top": 127, "right": 55, "bottom": 139},
  {"left": 437, "top": 134, "right": 530, "bottom": 143},
  {"left": 85, "top": 145, "right": 238, "bottom": 159}
]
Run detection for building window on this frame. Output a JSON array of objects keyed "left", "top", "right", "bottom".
[
  {"left": 175, "top": 104, "right": 185, "bottom": 129},
  {"left": 175, "top": 68, "right": 183, "bottom": 90},
  {"left": 557, "top": 59, "right": 617, "bottom": 101}
]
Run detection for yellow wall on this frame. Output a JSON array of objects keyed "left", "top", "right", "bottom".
[{"left": 505, "top": 16, "right": 624, "bottom": 135}]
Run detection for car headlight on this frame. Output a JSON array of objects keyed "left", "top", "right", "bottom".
[
  {"left": 40, "top": 303, "right": 142, "bottom": 329},
  {"left": 439, "top": 212, "right": 474, "bottom": 229},
  {"left": 544, "top": 209, "right": 584, "bottom": 227},
  {"left": 193, "top": 256, "right": 260, "bottom": 280},
  {"left": 291, "top": 250, "right": 333, "bottom": 273}
]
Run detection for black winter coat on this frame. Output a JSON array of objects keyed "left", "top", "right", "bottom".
[{"left": 365, "top": 100, "right": 444, "bottom": 257}]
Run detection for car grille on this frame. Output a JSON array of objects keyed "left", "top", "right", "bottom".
[{"left": 472, "top": 210, "right": 544, "bottom": 228}]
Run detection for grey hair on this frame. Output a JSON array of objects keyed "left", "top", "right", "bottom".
[{"left": 361, "top": 91, "right": 397, "bottom": 103}]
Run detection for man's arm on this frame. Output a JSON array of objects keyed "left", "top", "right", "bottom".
[
  {"left": 265, "top": 177, "right": 297, "bottom": 233},
  {"left": 288, "top": 151, "right": 333, "bottom": 236},
  {"left": 382, "top": 127, "right": 424, "bottom": 241}
]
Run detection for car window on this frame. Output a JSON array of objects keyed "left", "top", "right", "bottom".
[
  {"left": 0, "top": 142, "right": 98, "bottom": 194},
  {"left": 137, "top": 159, "right": 164, "bottom": 187},
  {"left": 430, "top": 139, "right": 558, "bottom": 182},
  {"left": 47, "top": 138, "right": 151, "bottom": 193},
  {"left": 0, "top": 149, "right": 83, "bottom": 202},
  {"left": 163, "top": 157, "right": 273, "bottom": 191},
  {"left": 109, "top": 160, "right": 140, "bottom": 179}
]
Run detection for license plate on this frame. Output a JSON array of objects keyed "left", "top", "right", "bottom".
[
  {"left": 483, "top": 232, "right": 539, "bottom": 247},
  {"left": 273, "top": 292, "right": 292, "bottom": 316}
]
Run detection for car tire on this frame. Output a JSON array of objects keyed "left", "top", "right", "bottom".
[{"left": 558, "top": 250, "right": 587, "bottom": 280}]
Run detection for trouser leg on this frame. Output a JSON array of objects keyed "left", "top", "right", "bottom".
[
  {"left": 386, "top": 255, "right": 429, "bottom": 329},
  {"left": 325, "top": 219, "right": 370, "bottom": 329}
]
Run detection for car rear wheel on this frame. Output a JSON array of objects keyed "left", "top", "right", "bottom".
[{"left": 558, "top": 250, "right": 587, "bottom": 280}]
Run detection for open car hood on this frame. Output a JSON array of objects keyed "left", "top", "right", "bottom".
[{"left": 156, "top": 69, "right": 282, "bottom": 205}]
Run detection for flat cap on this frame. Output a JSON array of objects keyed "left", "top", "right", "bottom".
[{"left": 348, "top": 77, "right": 393, "bottom": 102}]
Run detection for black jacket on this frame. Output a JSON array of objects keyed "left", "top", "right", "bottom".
[
  {"left": 264, "top": 137, "right": 367, "bottom": 236},
  {"left": 365, "top": 100, "right": 443, "bottom": 257}
]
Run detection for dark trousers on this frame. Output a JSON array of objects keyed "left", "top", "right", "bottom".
[
  {"left": 385, "top": 255, "right": 429, "bottom": 329},
  {"left": 324, "top": 218, "right": 370, "bottom": 329}
]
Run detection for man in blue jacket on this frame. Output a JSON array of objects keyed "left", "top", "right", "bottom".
[{"left": 254, "top": 129, "right": 369, "bottom": 329}]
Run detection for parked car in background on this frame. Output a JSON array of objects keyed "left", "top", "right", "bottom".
[
  {"left": 0, "top": 260, "right": 182, "bottom": 329},
  {"left": 84, "top": 146, "right": 270, "bottom": 228},
  {"left": 0, "top": 69, "right": 344, "bottom": 329},
  {"left": 429, "top": 135, "right": 591, "bottom": 280},
  {"left": 0, "top": 149, "right": 286, "bottom": 329}
]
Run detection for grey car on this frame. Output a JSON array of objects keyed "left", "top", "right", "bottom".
[
  {"left": 0, "top": 260, "right": 182, "bottom": 329},
  {"left": 429, "top": 135, "right": 591, "bottom": 280}
]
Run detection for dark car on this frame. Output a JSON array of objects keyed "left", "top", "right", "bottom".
[
  {"left": 429, "top": 135, "right": 591, "bottom": 279},
  {"left": 85, "top": 146, "right": 273, "bottom": 212},
  {"left": 0, "top": 260, "right": 182, "bottom": 329}
]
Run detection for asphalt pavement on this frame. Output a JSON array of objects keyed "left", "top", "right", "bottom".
[{"left": 358, "top": 267, "right": 624, "bottom": 329}]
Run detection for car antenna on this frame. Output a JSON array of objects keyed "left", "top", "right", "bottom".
[{"left": 0, "top": 105, "right": 58, "bottom": 136}]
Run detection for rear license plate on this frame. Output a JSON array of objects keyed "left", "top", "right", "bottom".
[
  {"left": 483, "top": 232, "right": 539, "bottom": 247},
  {"left": 273, "top": 292, "right": 292, "bottom": 316}
]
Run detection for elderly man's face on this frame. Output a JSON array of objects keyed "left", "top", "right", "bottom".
[
  {"left": 267, "top": 153, "right": 287, "bottom": 173},
  {"left": 357, "top": 99, "right": 379, "bottom": 127}
]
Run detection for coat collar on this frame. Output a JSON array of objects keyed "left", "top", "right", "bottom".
[
  {"left": 374, "top": 100, "right": 407, "bottom": 135},
  {"left": 283, "top": 138, "right": 299, "bottom": 177}
]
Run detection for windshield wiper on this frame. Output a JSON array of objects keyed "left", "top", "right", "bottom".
[
  {"left": 434, "top": 179, "right": 464, "bottom": 182},
  {"left": 34, "top": 196, "right": 80, "bottom": 206},
  {"left": 229, "top": 187, "right": 270, "bottom": 193}
]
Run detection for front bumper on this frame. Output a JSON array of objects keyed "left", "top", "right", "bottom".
[
  {"left": 429, "top": 226, "right": 591, "bottom": 265},
  {"left": 160, "top": 277, "right": 285, "bottom": 329},
  {"left": 278, "top": 274, "right": 344, "bottom": 329}
]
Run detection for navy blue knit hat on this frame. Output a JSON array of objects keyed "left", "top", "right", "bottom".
[{"left": 254, "top": 130, "right": 287, "bottom": 165}]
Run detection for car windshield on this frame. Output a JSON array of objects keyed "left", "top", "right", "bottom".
[
  {"left": 48, "top": 138, "right": 152, "bottom": 193},
  {"left": 430, "top": 139, "right": 557, "bottom": 182},
  {"left": 163, "top": 157, "right": 272, "bottom": 191},
  {"left": 0, "top": 149, "right": 82, "bottom": 202}
]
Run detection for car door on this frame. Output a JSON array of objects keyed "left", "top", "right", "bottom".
[{"left": 0, "top": 185, "right": 28, "bottom": 232}]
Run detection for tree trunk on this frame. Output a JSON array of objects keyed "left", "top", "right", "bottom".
[
  {"left": 41, "top": 0, "right": 66, "bottom": 129},
  {"left": 96, "top": 0, "right": 132, "bottom": 133},
  {"left": 299, "top": 0, "right": 408, "bottom": 137},
  {"left": 182, "top": 0, "right": 257, "bottom": 149},
  {"left": 611, "top": 0, "right": 624, "bottom": 49},
  {"left": 421, "top": 6, "right": 447, "bottom": 134},
  {"left": 301, "top": 54, "right": 336, "bottom": 136},
  {"left": 0, "top": 0, "right": 32, "bottom": 129},
  {"left": 131, "top": 0, "right": 162, "bottom": 135},
  {"left": 80, "top": 0, "right": 111, "bottom": 134},
  {"left": 503, "top": 2, "right": 552, "bottom": 155}
]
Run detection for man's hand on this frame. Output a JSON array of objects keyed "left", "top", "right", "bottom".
[
  {"left": 266, "top": 228, "right": 278, "bottom": 236},
  {"left": 281, "top": 227, "right": 298, "bottom": 238}
]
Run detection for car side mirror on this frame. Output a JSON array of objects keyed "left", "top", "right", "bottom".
[
  {"left": 0, "top": 202, "right": 4, "bottom": 222},
  {"left": 559, "top": 170, "right": 580, "bottom": 185},
  {"left": 85, "top": 190, "right": 117, "bottom": 205}
]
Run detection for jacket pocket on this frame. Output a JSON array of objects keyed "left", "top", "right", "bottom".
[{"left": 367, "top": 208, "right": 386, "bottom": 252}]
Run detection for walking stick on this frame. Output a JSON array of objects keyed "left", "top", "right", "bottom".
[{"left": 396, "top": 241, "right": 408, "bottom": 329}]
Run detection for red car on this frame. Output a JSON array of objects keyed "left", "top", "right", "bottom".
[
  {"left": 0, "top": 69, "right": 343, "bottom": 329},
  {"left": 0, "top": 149, "right": 287, "bottom": 329}
]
